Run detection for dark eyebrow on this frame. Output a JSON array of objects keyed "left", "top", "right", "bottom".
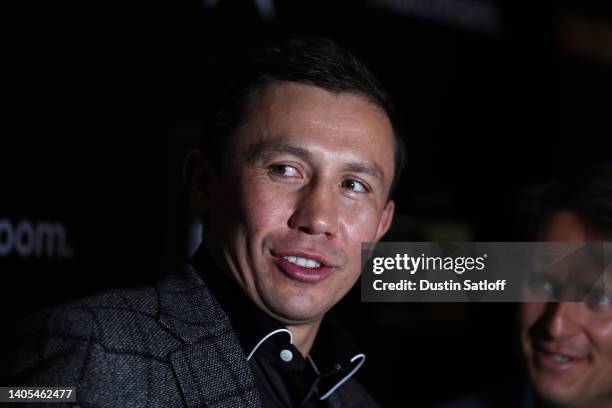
[
  {"left": 342, "top": 162, "right": 385, "bottom": 185},
  {"left": 246, "top": 140, "right": 313, "bottom": 164}
]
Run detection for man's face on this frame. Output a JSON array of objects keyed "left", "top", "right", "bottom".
[
  {"left": 205, "top": 82, "right": 395, "bottom": 326},
  {"left": 520, "top": 211, "right": 612, "bottom": 408}
]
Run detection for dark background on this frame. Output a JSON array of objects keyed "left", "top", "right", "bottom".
[{"left": 2, "top": 0, "right": 611, "bottom": 406}]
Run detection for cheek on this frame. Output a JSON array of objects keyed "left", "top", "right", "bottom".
[
  {"left": 589, "top": 317, "right": 612, "bottom": 353},
  {"left": 239, "top": 179, "right": 294, "bottom": 236},
  {"left": 520, "top": 303, "right": 544, "bottom": 334},
  {"left": 339, "top": 206, "right": 383, "bottom": 275},
  {"left": 341, "top": 206, "right": 382, "bottom": 243}
]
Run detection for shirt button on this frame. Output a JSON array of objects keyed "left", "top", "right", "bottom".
[{"left": 280, "top": 349, "right": 293, "bottom": 362}]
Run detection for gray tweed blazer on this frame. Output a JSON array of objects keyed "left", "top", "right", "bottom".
[{"left": 4, "top": 265, "right": 379, "bottom": 407}]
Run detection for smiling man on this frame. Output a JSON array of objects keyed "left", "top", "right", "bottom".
[
  {"left": 189, "top": 82, "right": 396, "bottom": 344},
  {"left": 438, "top": 164, "right": 612, "bottom": 408},
  {"left": 4, "top": 38, "right": 403, "bottom": 407},
  {"left": 520, "top": 212, "right": 612, "bottom": 408},
  {"left": 182, "top": 38, "right": 402, "bottom": 407},
  {"left": 519, "top": 165, "right": 612, "bottom": 408}
]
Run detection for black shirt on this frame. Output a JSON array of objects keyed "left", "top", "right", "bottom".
[{"left": 191, "top": 247, "right": 365, "bottom": 408}]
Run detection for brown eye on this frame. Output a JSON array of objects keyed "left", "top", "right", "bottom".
[
  {"left": 271, "top": 164, "right": 300, "bottom": 178},
  {"left": 342, "top": 179, "right": 368, "bottom": 193}
]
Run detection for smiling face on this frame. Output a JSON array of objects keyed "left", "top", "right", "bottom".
[
  {"left": 520, "top": 211, "right": 612, "bottom": 408},
  {"left": 203, "top": 81, "right": 396, "bottom": 326}
]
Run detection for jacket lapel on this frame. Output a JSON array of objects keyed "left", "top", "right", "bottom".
[{"left": 157, "top": 265, "right": 262, "bottom": 408}]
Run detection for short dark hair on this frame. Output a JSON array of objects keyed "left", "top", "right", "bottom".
[
  {"left": 522, "top": 164, "right": 612, "bottom": 238},
  {"left": 202, "top": 37, "right": 405, "bottom": 196}
]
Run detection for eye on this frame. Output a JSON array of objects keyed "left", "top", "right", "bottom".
[
  {"left": 586, "top": 299, "right": 612, "bottom": 314},
  {"left": 586, "top": 291, "right": 612, "bottom": 309},
  {"left": 270, "top": 164, "right": 301, "bottom": 178},
  {"left": 526, "top": 275, "right": 556, "bottom": 299},
  {"left": 342, "top": 179, "right": 368, "bottom": 193}
]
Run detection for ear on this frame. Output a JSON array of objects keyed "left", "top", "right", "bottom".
[
  {"left": 183, "top": 150, "right": 219, "bottom": 219},
  {"left": 374, "top": 200, "right": 395, "bottom": 242}
]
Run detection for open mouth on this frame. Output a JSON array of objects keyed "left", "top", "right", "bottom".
[
  {"left": 272, "top": 250, "right": 336, "bottom": 284},
  {"left": 539, "top": 350, "right": 576, "bottom": 364},
  {"left": 532, "top": 344, "right": 586, "bottom": 369}
]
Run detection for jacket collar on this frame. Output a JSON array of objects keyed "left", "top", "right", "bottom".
[
  {"left": 156, "top": 263, "right": 226, "bottom": 345},
  {"left": 187, "top": 245, "right": 366, "bottom": 403},
  {"left": 156, "top": 264, "right": 262, "bottom": 408}
]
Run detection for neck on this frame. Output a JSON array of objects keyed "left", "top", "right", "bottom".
[{"left": 286, "top": 318, "right": 322, "bottom": 357}]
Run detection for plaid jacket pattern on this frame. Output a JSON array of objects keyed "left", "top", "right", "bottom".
[{"left": 4, "top": 265, "right": 379, "bottom": 408}]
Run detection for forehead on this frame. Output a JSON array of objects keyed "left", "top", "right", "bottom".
[
  {"left": 540, "top": 211, "right": 588, "bottom": 242},
  {"left": 235, "top": 82, "right": 395, "bottom": 180},
  {"left": 537, "top": 210, "right": 612, "bottom": 300},
  {"left": 541, "top": 210, "right": 610, "bottom": 242}
]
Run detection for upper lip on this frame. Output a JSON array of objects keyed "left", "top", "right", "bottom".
[{"left": 272, "top": 249, "right": 337, "bottom": 268}]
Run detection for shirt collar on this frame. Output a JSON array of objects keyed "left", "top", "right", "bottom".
[
  {"left": 307, "top": 316, "right": 365, "bottom": 400},
  {"left": 190, "top": 245, "right": 366, "bottom": 400}
]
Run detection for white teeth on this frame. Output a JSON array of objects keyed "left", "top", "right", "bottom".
[
  {"left": 545, "top": 352, "right": 570, "bottom": 363},
  {"left": 283, "top": 256, "right": 321, "bottom": 268},
  {"left": 550, "top": 354, "right": 570, "bottom": 363}
]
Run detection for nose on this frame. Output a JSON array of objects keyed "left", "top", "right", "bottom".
[
  {"left": 288, "top": 181, "right": 338, "bottom": 238},
  {"left": 539, "top": 302, "right": 583, "bottom": 339}
]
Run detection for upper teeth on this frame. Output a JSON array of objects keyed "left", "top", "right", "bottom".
[
  {"left": 284, "top": 256, "right": 321, "bottom": 268},
  {"left": 547, "top": 353, "right": 570, "bottom": 363},
  {"left": 551, "top": 355, "right": 569, "bottom": 363}
]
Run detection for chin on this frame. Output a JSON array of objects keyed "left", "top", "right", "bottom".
[
  {"left": 532, "top": 378, "right": 582, "bottom": 407},
  {"left": 537, "top": 391, "right": 579, "bottom": 407},
  {"left": 264, "top": 297, "right": 327, "bottom": 325}
]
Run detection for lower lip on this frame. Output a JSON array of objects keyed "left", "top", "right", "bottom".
[
  {"left": 274, "top": 256, "right": 336, "bottom": 284},
  {"left": 533, "top": 349, "right": 586, "bottom": 371}
]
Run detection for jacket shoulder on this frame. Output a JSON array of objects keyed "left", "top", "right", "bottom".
[{"left": 3, "top": 283, "right": 179, "bottom": 384}]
